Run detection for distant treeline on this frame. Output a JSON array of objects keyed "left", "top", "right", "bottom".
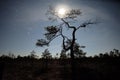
[{"left": 0, "top": 49, "right": 120, "bottom": 60}]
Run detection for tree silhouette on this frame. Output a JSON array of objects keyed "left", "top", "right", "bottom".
[
  {"left": 29, "top": 50, "right": 38, "bottom": 59},
  {"left": 60, "top": 50, "right": 67, "bottom": 59},
  {"left": 99, "top": 53, "right": 104, "bottom": 58},
  {"left": 36, "top": 6, "right": 97, "bottom": 80},
  {"left": 41, "top": 49, "right": 52, "bottom": 59},
  {"left": 41, "top": 49, "right": 52, "bottom": 69},
  {"left": 8, "top": 52, "right": 16, "bottom": 59},
  {"left": 113, "top": 49, "right": 120, "bottom": 57},
  {"left": 71, "top": 42, "right": 86, "bottom": 58}
]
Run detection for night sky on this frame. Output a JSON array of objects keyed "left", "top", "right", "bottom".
[{"left": 0, "top": 0, "right": 120, "bottom": 57}]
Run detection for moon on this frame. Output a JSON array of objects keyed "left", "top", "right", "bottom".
[
  {"left": 58, "top": 8, "right": 66, "bottom": 18},
  {"left": 58, "top": 8, "right": 66, "bottom": 15}
]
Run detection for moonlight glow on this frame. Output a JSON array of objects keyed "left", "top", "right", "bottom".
[
  {"left": 58, "top": 8, "right": 66, "bottom": 15},
  {"left": 58, "top": 8, "right": 66, "bottom": 18}
]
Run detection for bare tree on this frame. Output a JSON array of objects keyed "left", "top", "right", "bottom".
[{"left": 36, "top": 6, "right": 97, "bottom": 80}]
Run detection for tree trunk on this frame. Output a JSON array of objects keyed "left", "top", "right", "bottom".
[
  {"left": 70, "top": 48, "right": 76, "bottom": 80},
  {"left": 70, "top": 27, "right": 76, "bottom": 80}
]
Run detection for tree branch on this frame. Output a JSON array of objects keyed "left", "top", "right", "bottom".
[
  {"left": 48, "top": 34, "right": 61, "bottom": 43},
  {"left": 77, "top": 20, "right": 97, "bottom": 30},
  {"left": 61, "top": 18, "right": 76, "bottom": 29},
  {"left": 36, "top": 39, "right": 49, "bottom": 47},
  {"left": 59, "top": 26, "right": 70, "bottom": 51}
]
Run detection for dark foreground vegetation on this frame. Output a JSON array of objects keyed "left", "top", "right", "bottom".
[{"left": 0, "top": 51, "right": 120, "bottom": 80}]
